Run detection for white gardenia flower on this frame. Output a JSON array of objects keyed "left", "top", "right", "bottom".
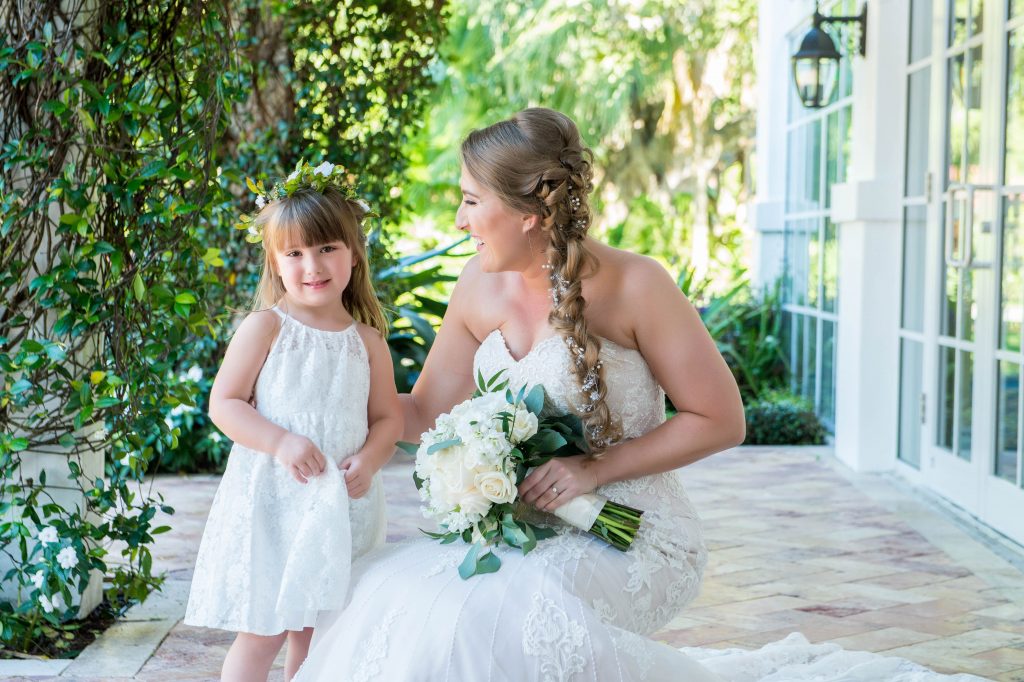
[
  {"left": 510, "top": 410, "right": 539, "bottom": 443},
  {"left": 475, "top": 469, "right": 517, "bottom": 504},
  {"left": 30, "top": 570, "right": 44, "bottom": 589},
  {"left": 39, "top": 592, "right": 66, "bottom": 614},
  {"left": 255, "top": 195, "right": 266, "bottom": 209},
  {"left": 37, "top": 526, "right": 58, "bottom": 545},
  {"left": 56, "top": 547, "right": 79, "bottom": 570},
  {"left": 313, "top": 161, "right": 335, "bottom": 177}
]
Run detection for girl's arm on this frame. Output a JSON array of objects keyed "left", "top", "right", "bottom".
[
  {"left": 342, "top": 325, "right": 403, "bottom": 498},
  {"left": 521, "top": 256, "right": 746, "bottom": 510},
  {"left": 399, "top": 259, "right": 482, "bottom": 441},
  {"left": 208, "top": 310, "right": 326, "bottom": 482}
]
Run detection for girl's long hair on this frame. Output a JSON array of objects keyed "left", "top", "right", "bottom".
[{"left": 250, "top": 187, "right": 388, "bottom": 336}]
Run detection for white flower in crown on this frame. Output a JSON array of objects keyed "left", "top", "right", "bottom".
[
  {"left": 313, "top": 161, "right": 336, "bottom": 177},
  {"left": 287, "top": 169, "right": 300, "bottom": 182},
  {"left": 57, "top": 547, "right": 79, "bottom": 570},
  {"left": 255, "top": 195, "right": 266, "bottom": 209}
]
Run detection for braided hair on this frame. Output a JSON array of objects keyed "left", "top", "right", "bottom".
[{"left": 461, "top": 108, "right": 623, "bottom": 452}]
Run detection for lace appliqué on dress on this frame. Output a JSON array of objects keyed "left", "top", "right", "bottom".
[
  {"left": 523, "top": 593, "right": 588, "bottom": 682},
  {"left": 352, "top": 607, "right": 405, "bottom": 682}
]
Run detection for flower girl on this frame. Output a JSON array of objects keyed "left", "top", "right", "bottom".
[{"left": 184, "top": 162, "right": 401, "bottom": 682}]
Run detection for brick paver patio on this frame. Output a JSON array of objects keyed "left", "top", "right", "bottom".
[{"left": 13, "top": 446, "right": 1024, "bottom": 680}]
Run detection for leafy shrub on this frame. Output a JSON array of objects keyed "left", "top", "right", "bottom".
[
  {"left": 0, "top": 0, "right": 445, "bottom": 657},
  {"left": 743, "top": 391, "right": 827, "bottom": 445}
]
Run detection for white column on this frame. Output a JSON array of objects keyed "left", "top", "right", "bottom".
[{"left": 831, "top": 0, "right": 910, "bottom": 471}]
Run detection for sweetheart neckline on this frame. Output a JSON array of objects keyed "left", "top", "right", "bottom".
[{"left": 485, "top": 328, "right": 641, "bottom": 365}]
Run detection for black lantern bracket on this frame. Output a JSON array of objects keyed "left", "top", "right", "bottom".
[{"left": 813, "top": 2, "right": 868, "bottom": 58}]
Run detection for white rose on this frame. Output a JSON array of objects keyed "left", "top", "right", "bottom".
[
  {"left": 57, "top": 547, "right": 78, "bottom": 570},
  {"left": 37, "top": 526, "right": 58, "bottom": 545},
  {"left": 313, "top": 161, "right": 335, "bottom": 177},
  {"left": 455, "top": 490, "right": 491, "bottom": 518},
  {"left": 30, "top": 570, "right": 44, "bottom": 589},
  {"left": 475, "top": 469, "right": 517, "bottom": 504},
  {"left": 510, "top": 410, "right": 539, "bottom": 442}
]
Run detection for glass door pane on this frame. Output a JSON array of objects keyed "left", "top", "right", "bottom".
[
  {"left": 996, "top": 361, "right": 1020, "bottom": 483},
  {"left": 899, "top": 339, "right": 925, "bottom": 468}
]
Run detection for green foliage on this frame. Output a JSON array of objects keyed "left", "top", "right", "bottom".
[
  {"left": 397, "top": 0, "right": 756, "bottom": 285},
  {"left": 743, "top": 390, "right": 828, "bottom": 446},
  {"left": 683, "top": 269, "right": 789, "bottom": 404},
  {"left": 0, "top": 0, "right": 445, "bottom": 656}
]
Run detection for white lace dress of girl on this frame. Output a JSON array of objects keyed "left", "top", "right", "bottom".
[
  {"left": 294, "top": 328, "right": 988, "bottom": 682},
  {"left": 184, "top": 308, "right": 386, "bottom": 635}
]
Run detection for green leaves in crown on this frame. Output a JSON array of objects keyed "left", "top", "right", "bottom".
[{"left": 233, "top": 160, "right": 374, "bottom": 244}]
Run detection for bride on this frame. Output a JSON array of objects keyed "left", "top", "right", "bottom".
[{"left": 295, "top": 108, "right": 983, "bottom": 681}]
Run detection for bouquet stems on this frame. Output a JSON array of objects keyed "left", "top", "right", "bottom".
[{"left": 551, "top": 494, "right": 644, "bottom": 551}]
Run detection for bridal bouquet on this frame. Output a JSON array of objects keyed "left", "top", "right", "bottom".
[{"left": 399, "top": 370, "right": 644, "bottom": 578}]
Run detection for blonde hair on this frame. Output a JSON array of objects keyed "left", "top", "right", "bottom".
[
  {"left": 251, "top": 187, "right": 388, "bottom": 336},
  {"left": 461, "top": 108, "right": 622, "bottom": 451}
]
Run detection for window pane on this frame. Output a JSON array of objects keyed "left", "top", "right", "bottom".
[
  {"left": 941, "top": 214, "right": 959, "bottom": 337},
  {"left": 804, "top": 315, "right": 818, "bottom": 405},
  {"left": 971, "top": 0, "right": 985, "bottom": 36},
  {"left": 808, "top": 220, "right": 821, "bottom": 308},
  {"left": 902, "top": 205, "right": 928, "bottom": 332},
  {"left": 962, "top": 267, "right": 977, "bottom": 341},
  {"left": 950, "top": 0, "right": 969, "bottom": 46},
  {"left": 786, "top": 121, "right": 822, "bottom": 212},
  {"left": 1006, "top": 29, "right": 1024, "bottom": 186},
  {"left": 966, "top": 45, "right": 984, "bottom": 183},
  {"left": 821, "top": 319, "right": 836, "bottom": 425},
  {"left": 823, "top": 218, "right": 838, "bottom": 313},
  {"left": 996, "top": 361, "right": 1020, "bottom": 484},
  {"left": 905, "top": 67, "right": 931, "bottom": 197},
  {"left": 1003, "top": 195, "right": 1024, "bottom": 352},
  {"left": 958, "top": 350, "right": 973, "bottom": 460},
  {"left": 898, "top": 338, "right": 924, "bottom": 468},
  {"left": 938, "top": 345, "right": 955, "bottom": 450},
  {"left": 909, "top": 0, "right": 933, "bottom": 63},
  {"left": 947, "top": 53, "right": 966, "bottom": 184}
]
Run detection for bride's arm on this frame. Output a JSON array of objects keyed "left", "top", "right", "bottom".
[
  {"left": 521, "top": 257, "right": 745, "bottom": 509},
  {"left": 399, "top": 262, "right": 481, "bottom": 442},
  {"left": 589, "top": 257, "right": 746, "bottom": 486}
]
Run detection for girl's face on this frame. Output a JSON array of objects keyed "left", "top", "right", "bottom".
[
  {"left": 456, "top": 169, "right": 538, "bottom": 273},
  {"left": 272, "top": 240, "right": 354, "bottom": 308}
]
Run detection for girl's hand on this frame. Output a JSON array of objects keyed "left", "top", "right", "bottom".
[
  {"left": 518, "top": 455, "right": 600, "bottom": 512},
  {"left": 340, "top": 454, "right": 372, "bottom": 499},
  {"left": 274, "top": 433, "right": 327, "bottom": 484}
]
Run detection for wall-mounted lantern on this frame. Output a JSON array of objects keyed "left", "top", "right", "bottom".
[{"left": 791, "top": 3, "right": 867, "bottom": 109}]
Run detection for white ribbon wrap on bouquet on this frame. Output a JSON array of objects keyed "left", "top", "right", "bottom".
[{"left": 552, "top": 492, "right": 605, "bottom": 531}]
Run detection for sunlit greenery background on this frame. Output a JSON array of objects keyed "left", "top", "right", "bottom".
[{"left": 0, "top": 0, "right": 822, "bottom": 658}]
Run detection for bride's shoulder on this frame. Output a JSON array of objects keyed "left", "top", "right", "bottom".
[{"left": 592, "top": 244, "right": 680, "bottom": 300}]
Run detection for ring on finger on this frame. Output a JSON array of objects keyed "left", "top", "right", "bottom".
[{"left": 551, "top": 484, "right": 559, "bottom": 495}]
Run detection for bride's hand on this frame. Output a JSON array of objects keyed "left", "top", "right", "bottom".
[{"left": 519, "top": 455, "right": 599, "bottom": 512}]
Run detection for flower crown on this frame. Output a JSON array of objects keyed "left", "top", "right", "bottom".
[{"left": 234, "top": 160, "right": 372, "bottom": 244}]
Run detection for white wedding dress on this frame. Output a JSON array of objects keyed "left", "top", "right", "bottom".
[{"left": 295, "top": 329, "right": 987, "bottom": 682}]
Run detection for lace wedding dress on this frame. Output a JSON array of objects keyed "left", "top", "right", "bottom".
[{"left": 294, "top": 329, "right": 986, "bottom": 681}]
